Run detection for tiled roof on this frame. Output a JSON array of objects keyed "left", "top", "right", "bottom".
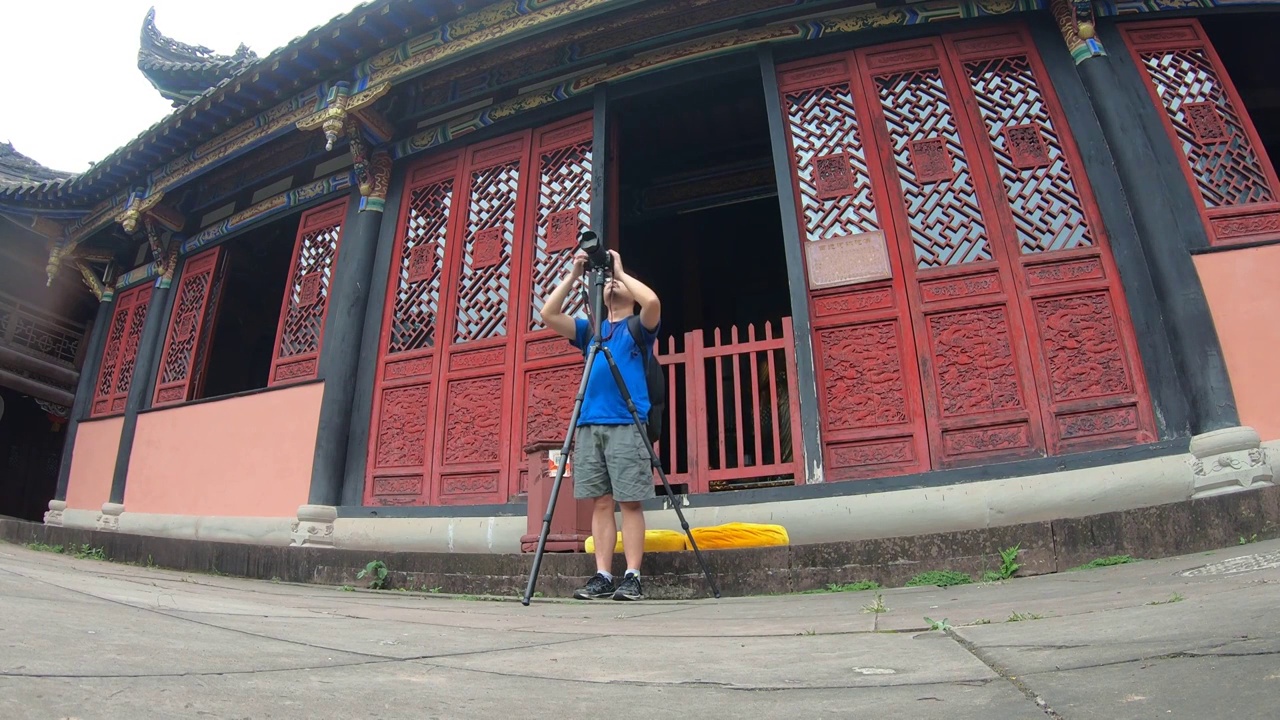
[
  {"left": 0, "top": 0, "right": 453, "bottom": 208},
  {"left": 138, "top": 8, "right": 259, "bottom": 107},
  {"left": 0, "top": 142, "right": 73, "bottom": 188}
]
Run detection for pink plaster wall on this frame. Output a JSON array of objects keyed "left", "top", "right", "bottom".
[
  {"left": 1194, "top": 245, "right": 1280, "bottom": 442},
  {"left": 65, "top": 417, "right": 124, "bottom": 511},
  {"left": 124, "top": 382, "right": 324, "bottom": 517}
]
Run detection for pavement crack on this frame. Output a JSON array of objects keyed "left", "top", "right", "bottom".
[{"left": 945, "top": 629, "right": 1064, "bottom": 720}]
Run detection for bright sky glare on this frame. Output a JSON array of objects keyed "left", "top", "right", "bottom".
[{"left": 0, "top": 0, "right": 364, "bottom": 174}]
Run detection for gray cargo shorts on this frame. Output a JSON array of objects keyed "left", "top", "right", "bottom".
[{"left": 572, "top": 424, "right": 656, "bottom": 503}]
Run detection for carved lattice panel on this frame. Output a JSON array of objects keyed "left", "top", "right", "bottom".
[
  {"left": 454, "top": 160, "right": 519, "bottom": 343},
  {"left": 874, "top": 67, "right": 993, "bottom": 268},
  {"left": 154, "top": 247, "right": 224, "bottom": 407},
  {"left": 269, "top": 199, "right": 346, "bottom": 385},
  {"left": 529, "top": 139, "right": 592, "bottom": 331},
  {"left": 963, "top": 54, "right": 1096, "bottom": 254},
  {"left": 90, "top": 285, "right": 153, "bottom": 417},
  {"left": 279, "top": 227, "right": 339, "bottom": 356},
  {"left": 91, "top": 293, "right": 135, "bottom": 417},
  {"left": 783, "top": 81, "right": 883, "bottom": 243},
  {"left": 389, "top": 178, "right": 453, "bottom": 354},
  {"left": 1137, "top": 47, "right": 1273, "bottom": 207}
]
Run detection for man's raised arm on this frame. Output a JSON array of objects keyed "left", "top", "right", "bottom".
[{"left": 541, "top": 251, "right": 587, "bottom": 341}]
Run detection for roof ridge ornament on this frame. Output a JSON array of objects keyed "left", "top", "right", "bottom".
[{"left": 138, "top": 8, "right": 258, "bottom": 106}]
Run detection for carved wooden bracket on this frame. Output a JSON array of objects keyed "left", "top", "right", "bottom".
[
  {"left": 296, "top": 82, "right": 391, "bottom": 151},
  {"left": 360, "top": 151, "right": 393, "bottom": 214},
  {"left": 1051, "top": 0, "right": 1104, "bottom": 63}
]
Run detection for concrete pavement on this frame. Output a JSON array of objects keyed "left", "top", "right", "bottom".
[{"left": 1, "top": 538, "right": 1278, "bottom": 719}]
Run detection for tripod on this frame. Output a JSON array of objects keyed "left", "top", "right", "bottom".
[{"left": 521, "top": 261, "right": 721, "bottom": 605}]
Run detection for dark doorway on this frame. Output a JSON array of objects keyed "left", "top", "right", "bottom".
[
  {"left": 0, "top": 387, "right": 62, "bottom": 521},
  {"left": 613, "top": 68, "right": 790, "bottom": 341},
  {"left": 612, "top": 67, "right": 798, "bottom": 491},
  {"left": 1203, "top": 14, "right": 1280, "bottom": 171},
  {"left": 199, "top": 214, "right": 298, "bottom": 399}
]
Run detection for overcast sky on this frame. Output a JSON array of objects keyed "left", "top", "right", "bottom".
[{"left": 1, "top": 0, "right": 363, "bottom": 174}]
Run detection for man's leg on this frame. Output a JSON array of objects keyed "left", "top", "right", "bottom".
[
  {"left": 571, "top": 426, "right": 617, "bottom": 600},
  {"left": 601, "top": 424, "right": 656, "bottom": 601},
  {"left": 592, "top": 494, "right": 618, "bottom": 575},
  {"left": 618, "top": 501, "right": 645, "bottom": 575}
]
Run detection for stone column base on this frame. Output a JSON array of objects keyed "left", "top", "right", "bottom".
[
  {"left": 44, "top": 500, "right": 66, "bottom": 527},
  {"left": 97, "top": 502, "right": 125, "bottom": 532},
  {"left": 291, "top": 505, "right": 337, "bottom": 547},
  {"left": 1189, "top": 426, "right": 1274, "bottom": 498}
]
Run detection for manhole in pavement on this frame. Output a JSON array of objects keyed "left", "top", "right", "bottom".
[{"left": 1181, "top": 550, "right": 1280, "bottom": 577}]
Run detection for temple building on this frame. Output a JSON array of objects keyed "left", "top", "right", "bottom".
[{"left": 1, "top": 0, "right": 1276, "bottom": 553}]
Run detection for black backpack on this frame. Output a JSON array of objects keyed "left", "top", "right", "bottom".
[{"left": 625, "top": 315, "right": 665, "bottom": 445}]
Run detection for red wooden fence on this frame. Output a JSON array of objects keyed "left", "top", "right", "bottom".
[{"left": 654, "top": 318, "right": 802, "bottom": 494}]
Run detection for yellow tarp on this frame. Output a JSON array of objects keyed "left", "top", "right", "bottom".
[
  {"left": 690, "top": 522, "right": 790, "bottom": 550},
  {"left": 584, "top": 523, "right": 790, "bottom": 553},
  {"left": 585, "top": 529, "right": 688, "bottom": 554}
]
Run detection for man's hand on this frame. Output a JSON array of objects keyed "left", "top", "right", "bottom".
[
  {"left": 571, "top": 250, "right": 588, "bottom": 280},
  {"left": 609, "top": 249, "right": 661, "bottom": 332}
]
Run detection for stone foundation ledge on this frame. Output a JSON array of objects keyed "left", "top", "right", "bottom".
[
  {"left": 43, "top": 433, "right": 1280, "bottom": 556},
  {"left": 6, "top": 484, "right": 1278, "bottom": 600}
]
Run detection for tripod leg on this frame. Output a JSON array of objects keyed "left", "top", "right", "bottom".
[
  {"left": 521, "top": 343, "right": 599, "bottom": 606},
  {"left": 599, "top": 346, "right": 721, "bottom": 599}
]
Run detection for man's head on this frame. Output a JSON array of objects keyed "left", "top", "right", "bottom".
[{"left": 605, "top": 275, "right": 637, "bottom": 315}]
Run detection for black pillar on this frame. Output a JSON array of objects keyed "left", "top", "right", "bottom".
[
  {"left": 53, "top": 299, "right": 113, "bottom": 501},
  {"left": 1069, "top": 23, "right": 1239, "bottom": 434},
  {"left": 758, "top": 45, "right": 825, "bottom": 482},
  {"left": 308, "top": 187, "right": 392, "bottom": 507},
  {"left": 1027, "top": 18, "right": 1192, "bottom": 439},
  {"left": 109, "top": 280, "right": 175, "bottom": 504},
  {"left": 340, "top": 166, "right": 409, "bottom": 506}
]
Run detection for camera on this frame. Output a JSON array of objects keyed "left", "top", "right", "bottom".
[{"left": 577, "top": 230, "right": 612, "bottom": 271}]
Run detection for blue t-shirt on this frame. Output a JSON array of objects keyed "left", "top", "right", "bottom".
[{"left": 572, "top": 316, "right": 658, "bottom": 426}]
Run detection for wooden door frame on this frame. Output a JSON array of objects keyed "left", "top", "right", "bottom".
[
  {"left": 363, "top": 151, "right": 466, "bottom": 506},
  {"left": 943, "top": 25, "right": 1157, "bottom": 454},
  {"left": 429, "top": 129, "right": 535, "bottom": 505}
]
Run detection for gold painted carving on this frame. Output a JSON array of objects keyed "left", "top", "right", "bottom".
[
  {"left": 115, "top": 191, "right": 166, "bottom": 234},
  {"left": 296, "top": 82, "right": 391, "bottom": 150}
]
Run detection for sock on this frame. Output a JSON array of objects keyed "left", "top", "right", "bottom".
[
  {"left": 597, "top": 570, "right": 613, "bottom": 581},
  {"left": 625, "top": 569, "right": 640, "bottom": 579}
]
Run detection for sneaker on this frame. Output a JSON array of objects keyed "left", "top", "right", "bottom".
[
  {"left": 573, "top": 572, "right": 616, "bottom": 600},
  {"left": 612, "top": 573, "right": 643, "bottom": 601}
]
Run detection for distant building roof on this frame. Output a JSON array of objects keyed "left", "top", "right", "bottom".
[
  {"left": 138, "top": 7, "right": 259, "bottom": 107},
  {"left": 0, "top": 142, "right": 73, "bottom": 188}
]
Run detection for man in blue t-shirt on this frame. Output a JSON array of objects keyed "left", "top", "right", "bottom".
[{"left": 543, "top": 248, "right": 660, "bottom": 601}]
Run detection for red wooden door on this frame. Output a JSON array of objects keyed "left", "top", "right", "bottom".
[
  {"left": 777, "top": 55, "right": 930, "bottom": 481},
  {"left": 854, "top": 38, "right": 1048, "bottom": 469},
  {"left": 268, "top": 198, "right": 348, "bottom": 386},
  {"left": 365, "top": 152, "right": 464, "bottom": 506},
  {"left": 90, "top": 284, "right": 153, "bottom": 418},
  {"left": 779, "top": 25, "right": 1156, "bottom": 478},
  {"left": 1120, "top": 19, "right": 1280, "bottom": 247},
  {"left": 153, "top": 245, "right": 226, "bottom": 407},
  {"left": 428, "top": 131, "right": 534, "bottom": 505},
  {"left": 510, "top": 114, "right": 594, "bottom": 496},
  {"left": 945, "top": 28, "right": 1156, "bottom": 453}
]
